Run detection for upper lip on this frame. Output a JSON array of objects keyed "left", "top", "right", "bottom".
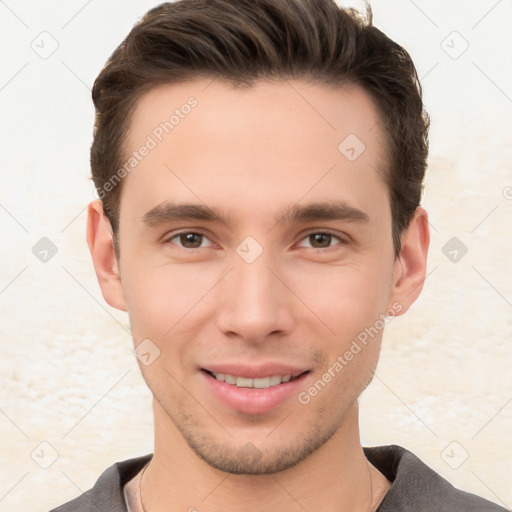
[{"left": 202, "top": 363, "right": 309, "bottom": 379}]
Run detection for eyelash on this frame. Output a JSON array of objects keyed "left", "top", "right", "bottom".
[
  {"left": 163, "top": 230, "right": 347, "bottom": 251},
  {"left": 296, "top": 230, "right": 347, "bottom": 251}
]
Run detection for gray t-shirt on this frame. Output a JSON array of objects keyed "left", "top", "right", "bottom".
[{"left": 50, "top": 445, "right": 509, "bottom": 511}]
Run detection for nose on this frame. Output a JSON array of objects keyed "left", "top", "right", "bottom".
[{"left": 216, "top": 249, "right": 296, "bottom": 344}]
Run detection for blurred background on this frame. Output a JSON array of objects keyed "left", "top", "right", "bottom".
[{"left": 1, "top": 0, "right": 511, "bottom": 510}]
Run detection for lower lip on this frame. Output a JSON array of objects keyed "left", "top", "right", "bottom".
[{"left": 201, "top": 370, "right": 309, "bottom": 414}]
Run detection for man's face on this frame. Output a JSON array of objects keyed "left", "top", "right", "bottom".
[{"left": 115, "top": 79, "right": 403, "bottom": 473}]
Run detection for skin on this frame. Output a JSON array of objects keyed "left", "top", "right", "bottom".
[{"left": 87, "top": 78, "right": 429, "bottom": 511}]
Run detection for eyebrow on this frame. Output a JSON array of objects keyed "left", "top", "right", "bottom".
[
  {"left": 141, "top": 200, "right": 369, "bottom": 228},
  {"left": 276, "top": 201, "right": 370, "bottom": 225},
  {"left": 141, "top": 202, "right": 231, "bottom": 227}
]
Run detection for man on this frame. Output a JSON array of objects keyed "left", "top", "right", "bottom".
[{"left": 51, "top": 0, "right": 507, "bottom": 510}]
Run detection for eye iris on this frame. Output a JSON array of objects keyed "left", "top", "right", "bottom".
[
  {"left": 310, "top": 233, "right": 331, "bottom": 248},
  {"left": 180, "top": 233, "right": 202, "bottom": 248}
]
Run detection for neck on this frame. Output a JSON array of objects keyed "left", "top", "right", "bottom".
[{"left": 141, "top": 401, "right": 390, "bottom": 512}]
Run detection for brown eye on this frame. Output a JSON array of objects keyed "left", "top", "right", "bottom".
[
  {"left": 168, "top": 232, "right": 209, "bottom": 249},
  {"left": 309, "top": 233, "right": 332, "bottom": 248},
  {"left": 296, "top": 231, "right": 345, "bottom": 250},
  {"left": 180, "top": 233, "right": 203, "bottom": 248}
]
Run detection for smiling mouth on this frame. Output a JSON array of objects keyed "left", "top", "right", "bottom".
[{"left": 204, "top": 370, "right": 308, "bottom": 389}]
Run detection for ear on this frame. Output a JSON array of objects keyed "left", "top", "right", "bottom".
[
  {"left": 387, "top": 206, "right": 430, "bottom": 315},
  {"left": 86, "top": 199, "right": 127, "bottom": 311}
]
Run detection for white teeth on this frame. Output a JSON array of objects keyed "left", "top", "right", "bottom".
[
  {"left": 269, "top": 375, "right": 282, "bottom": 386},
  {"left": 253, "top": 377, "right": 270, "bottom": 388},
  {"left": 225, "top": 374, "right": 237, "bottom": 385},
  {"left": 236, "top": 376, "right": 253, "bottom": 387},
  {"left": 211, "top": 372, "right": 295, "bottom": 388}
]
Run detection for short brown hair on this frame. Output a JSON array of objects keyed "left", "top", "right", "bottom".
[{"left": 91, "top": 0, "right": 429, "bottom": 256}]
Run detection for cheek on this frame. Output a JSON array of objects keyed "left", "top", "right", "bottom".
[
  {"left": 305, "top": 267, "right": 389, "bottom": 402},
  {"left": 289, "top": 259, "right": 393, "bottom": 341},
  {"left": 121, "top": 264, "right": 211, "bottom": 385},
  {"left": 120, "top": 258, "right": 220, "bottom": 341}
]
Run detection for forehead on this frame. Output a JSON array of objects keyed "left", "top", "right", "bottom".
[
  {"left": 127, "top": 78, "right": 384, "bottom": 153},
  {"left": 120, "top": 78, "right": 389, "bottom": 229}
]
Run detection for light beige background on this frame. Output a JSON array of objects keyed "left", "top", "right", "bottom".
[{"left": 1, "top": 0, "right": 511, "bottom": 510}]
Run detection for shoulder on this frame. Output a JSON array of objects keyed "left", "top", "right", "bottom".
[
  {"left": 364, "top": 444, "right": 508, "bottom": 512},
  {"left": 49, "top": 454, "right": 152, "bottom": 512}
]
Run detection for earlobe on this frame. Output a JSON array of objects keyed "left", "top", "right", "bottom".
[
  {"left": 86, "top": 200, "right": 127, "bottom": 311},
  {"left": 388, "top": 206, "right": 430, "bottom": 314}
]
